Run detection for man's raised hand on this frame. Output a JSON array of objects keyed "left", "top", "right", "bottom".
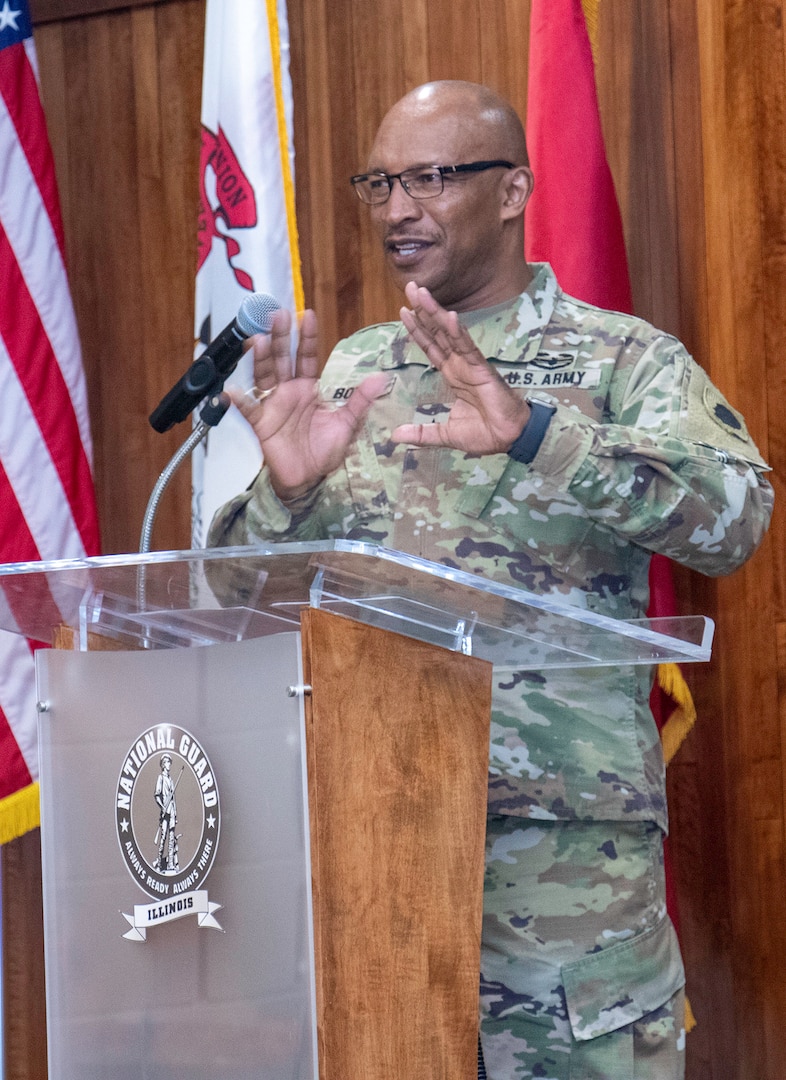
[
  {"left": 231, "top": 308, "right": 389, "bottom": 502},
  {"left": 393, "top": 282, "right": 530, "bottom": 454}
]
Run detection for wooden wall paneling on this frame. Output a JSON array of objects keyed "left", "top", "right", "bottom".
[
  {"left": 477, "top": 0, "right": 530, "bottom": 112},
  {"left": 132, "top": 1, "right": 206, "bottom": 552},
  {"left": 38, "top": 13, "right": 144, "bottom": 553},
  {"left": 289, "top": 0, "right": 344, "bottom": 358},
  {"left": 711, "top": 569, "right": 783, "bottom": 1080},
  {"left": 776, "top": 617, "right": 786, "bottom": 1068},
  {"left": 2, "top": 831, "right": 47, "bottom": 1080},
  {"left": 35, "top": 2, "right": 204, "bottom": 554},
  {"left": 323, "top": 0, "right": 367, "bottom": 343},
  {"left": 676, "top": 68, "right": 725, "bottom": 1080},
  {"left": 645, "top": 1, "right": 737, "bottom": 1072},
  {"left": 699, "top": 0, "right": 765, "bottom": 394},
  {"left": 91, "top": 11, "right": 165, "bottom": 554},
  {"left": 285, "top": 0, "right": 313, "bottom": 310},
  {"left": 424, "top": 0, "right": 483, "bottom": 85},
  {"left": 64, "top": 15, "right": 142, "bottom": 553},
  {"left": 398, "top": 0, "right": 430, "bottom": 92},
  {"left": 664, "top": 0, "right": 709, "bottom": 362},
  {"left": 31, "top": 0, "right": 170, "bottom": 23},
  {"left": 597, "top": 7, "right": 739, "bottom": 1073},
  {"left": 691, "top": 2, "right": 785, "bottom": 1075},
  {"left": 749, "top": 0, "right": 786, "bottom": 622},
  {"left": 665, "top": 702, "right": 738, "bottom": 1080},
  {"left": 625, "top": 2, "right": 681, "bottom": 334},
  {"left": 350, "top": 0, "right": 422, "bottom": 332},
  {"left": 594, "top": 1, "right": 633, "bottom": 236}
]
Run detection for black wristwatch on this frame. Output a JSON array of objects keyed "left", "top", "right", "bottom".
[{"left": 507, "top": 398, "right": 557, "bottom": 464}]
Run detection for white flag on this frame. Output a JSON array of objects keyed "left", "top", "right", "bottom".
[{"left": 192, "top": 0, "right": 302, "bottom": 547}]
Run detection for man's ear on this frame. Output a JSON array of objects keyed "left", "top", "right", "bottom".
[{"left": 500, "top": 166, "right": 534, "bottom": 220}]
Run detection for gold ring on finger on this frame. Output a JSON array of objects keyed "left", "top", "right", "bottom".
[{"left": 246, "top": 385, "right": 276, "bottom": 404}]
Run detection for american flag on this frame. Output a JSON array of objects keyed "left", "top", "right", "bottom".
[{"left": 0, "top": 0, "right": 100, "bottom": 841}]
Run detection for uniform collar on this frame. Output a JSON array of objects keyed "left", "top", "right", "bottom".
[{"left": 380, "top": 263, "right": 559, "bottom": 369}]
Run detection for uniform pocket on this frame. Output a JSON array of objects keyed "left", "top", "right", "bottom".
[
  {"left": 561, "top": 912, "right": 684, "bottom": 1041},
  {"left": 341, "top": 424, "right": 392, "bottom": 527}
]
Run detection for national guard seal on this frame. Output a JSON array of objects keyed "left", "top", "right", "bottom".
[{"left": 115, "top": 724, "right": 223, "bottom": 940}]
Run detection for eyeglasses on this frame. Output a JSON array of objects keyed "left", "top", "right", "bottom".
[{"left": 350, "top": 160, "right": 516, "bottom": 205}]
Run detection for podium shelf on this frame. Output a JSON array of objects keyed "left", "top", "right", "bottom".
[{"left": 0, "top": 540, "right": 712, "bottom": 668}]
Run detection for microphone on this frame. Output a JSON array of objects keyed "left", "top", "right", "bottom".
[{"left": 149, "top": 292, "right": 280, "bottom": 433}]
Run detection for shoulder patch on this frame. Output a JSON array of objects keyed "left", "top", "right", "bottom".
[
  {"left": 704, "top": 384, "right": 746, "bottom": 434},
  {"left": 684, "top": 365, "right": 769, "bottom": 468}
]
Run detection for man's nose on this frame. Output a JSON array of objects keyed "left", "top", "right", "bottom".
[{"left": 380, "top": 177, "right": 422, "bottom": 223}]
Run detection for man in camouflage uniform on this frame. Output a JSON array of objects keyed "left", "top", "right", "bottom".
[{"left": 208, "top": 81, "right": 773, "bottom": 1078}]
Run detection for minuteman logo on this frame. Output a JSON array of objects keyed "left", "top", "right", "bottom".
[{"left": 115, "top": 724, "right": 223, "bottom": 941}]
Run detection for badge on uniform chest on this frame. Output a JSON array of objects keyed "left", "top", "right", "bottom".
[{"left": 497, "top": 351, "right": 602, "bottom": 389}]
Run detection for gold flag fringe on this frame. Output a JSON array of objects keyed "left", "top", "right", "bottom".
[
  {"left": 0, "top": 781, "right": 40, "bottom": 846},
  {"left": 657, "top": 660, "right": 699, "bottom": 1033},
  {"left": 658, "top": 662, "right": 698, "bottom": 765},
  {"left": 580, "top": 0, "right": 601, "bottom": 64}
]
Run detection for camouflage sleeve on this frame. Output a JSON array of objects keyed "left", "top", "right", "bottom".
[
  {"left": 206, "top": 467, "right": 338, "bottom": 547},
  {"left": 497, "top": 339, "right": 773, "bottom": 576}
]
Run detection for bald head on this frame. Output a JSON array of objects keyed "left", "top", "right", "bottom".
[{"left": 375, "top": 81, "right": 528, "bottom": 169}]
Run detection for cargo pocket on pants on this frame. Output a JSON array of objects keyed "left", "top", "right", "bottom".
[
  {"left": 562, "top": 912, "right": 685, "bottom": 1041},
  {"left": 561, "top": 914, "right": 685, "bottom": 1079}
]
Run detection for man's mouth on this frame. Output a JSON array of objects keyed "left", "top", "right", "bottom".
[{"left": 385, "top": 238, "right": 433, "bottom": 263}]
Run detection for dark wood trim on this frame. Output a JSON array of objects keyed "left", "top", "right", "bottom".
[
  {"left": 2, "top": 830, "right": 47, "bottom": 1080},
  {"left": 30, "top": 0, "right": 173, "bottom": 26}
]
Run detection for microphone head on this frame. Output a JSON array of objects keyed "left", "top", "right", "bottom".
[{"left": 236, "top": 292, "right": 281, "bottom": 337}]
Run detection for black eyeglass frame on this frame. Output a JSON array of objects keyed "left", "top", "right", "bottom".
[{"left": 349, "top": 159, "right": 516, "bottom": 204}]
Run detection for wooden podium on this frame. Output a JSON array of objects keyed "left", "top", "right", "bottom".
[
  {"left": 302, "top": 608, "right": 490, "bottom": 1078},
  {"left": 0, "top": 541, "right": 713, "bottom": 1079}
]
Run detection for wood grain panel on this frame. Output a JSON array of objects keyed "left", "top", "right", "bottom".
[
  {"left": 34, "top": 0, "right": 204, "bottom": 555},
  {"left": 674, "top": 1, "right": 785, "bottom": 1076},
  {"left": 665, "top": 0, "right": 709, "bottom": 362},
  {"left": 302, "top": 609, "right": 491, "bottom": 1079},
  {"left": 1, "top": 831, "right": 47, "bottom": 1080},
  {"left": 31, "top": 0, "right": 169, "bottom": 22}
]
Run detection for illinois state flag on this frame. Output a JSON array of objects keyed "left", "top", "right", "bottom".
[
  {"left": 191, "top": 0, "right": 302, "bottom": 547},
  {"left": 0, "top": 0, "right": 100, "bottom": 841}
]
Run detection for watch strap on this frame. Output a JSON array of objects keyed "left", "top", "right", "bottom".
[{"left": 507, "top": 400, "right": 556, "bottom": 464}]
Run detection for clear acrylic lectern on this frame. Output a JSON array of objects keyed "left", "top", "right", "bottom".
[{"left": 0, "top": 541, "right": 712, "bottom": 1080}]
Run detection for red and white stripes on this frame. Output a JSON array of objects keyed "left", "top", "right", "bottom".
[{"left": 0, "top": 8, "right": 99, "bottom": 818}]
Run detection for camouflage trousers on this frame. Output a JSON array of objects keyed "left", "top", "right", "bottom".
[{"left": 479, "top": 816, "right": 686, "bottom": 1079}]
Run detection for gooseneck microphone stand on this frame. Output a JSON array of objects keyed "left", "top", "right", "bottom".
[
  {"left": 137, "top": 292, "right": 279, "bottom": 620},
  {"left": 136, "top": 391, "right": 230, "bottom": 625},
  {"left": 139, "top": 391, "right": 230, "bottom": 555}
]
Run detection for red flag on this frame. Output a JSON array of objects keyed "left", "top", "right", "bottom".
[
  {"left": 0, "top": 1, "right": 100, "bottom": 842},
  {"left": 525, "top": 0, "right": 632, "bottom": 313}
]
